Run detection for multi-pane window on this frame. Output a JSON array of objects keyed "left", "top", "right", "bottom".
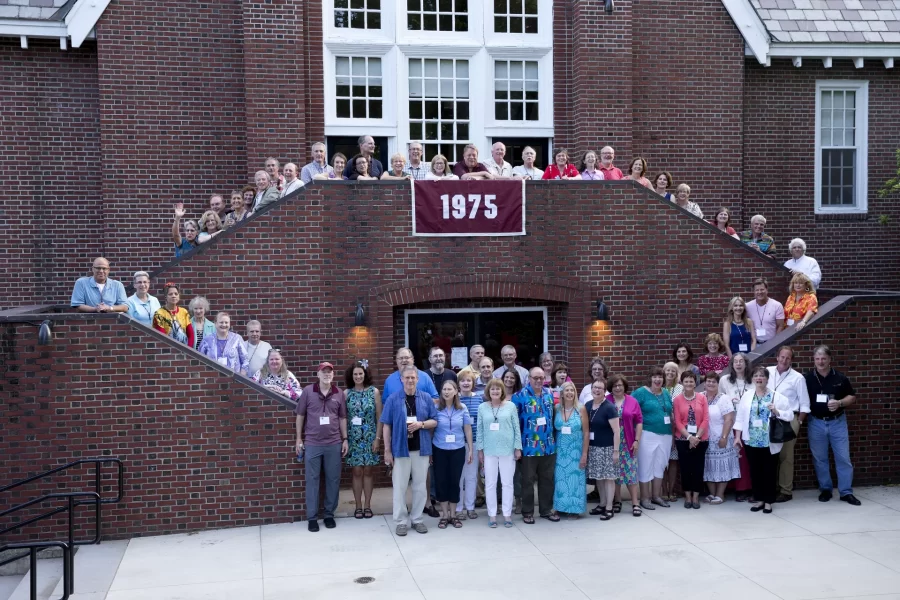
[
  {"left": 407, "top": 0, "right": 468, "bottom": 32},
  {"left": 408, "top": 58, "right": 470, "bottom": 161},
  {"left": 494, "top": 60, "right": 538, "bottom": 121},
  {"left": 820, "top": 89, "right": 857, "bottom": 207},
  {"left": 335, "top": 57, "right": 383, "bottom": 119},
  {"left": 494, "top": 0, "right": 538, "bottom": 33},
  {"left": 334, "top": 0, "right": 381, "bottom": 29}
]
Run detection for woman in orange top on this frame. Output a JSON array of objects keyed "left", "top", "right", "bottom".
[
  {"left": 784, "top": 273, "right": 818, "bottom": 331},
  {"left": 152, "top": 283, "right": 192, "bottom": 345}
]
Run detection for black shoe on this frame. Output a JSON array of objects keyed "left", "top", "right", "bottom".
[
  {"left": 425, "top": 504, "right": 441, "bottom": 518},
  {"left": 474, "top": 498, "right": 486, "bottom": 508},
  {"left": 840, "top": 494, "right": 862, "bottom": 506},
  {"left": 775, "top": 494, "right": 792, "bottom": 503},
  {"left": 763, "top": 506, "right": 773, "bottom": 514},
  {"left": 308, "top": 520, "right": 320, "bottom": 532},
  {"left": 587, "top": 489, "right": 600, "bottom": 501},
  {"left": 324, "top": 517, "right": 337, "bottom": 528},
  {"left": 818, "top": 490, "right": 833, "bottom": 502}
]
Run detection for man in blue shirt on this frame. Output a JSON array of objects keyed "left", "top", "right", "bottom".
[
  {"left": 512, "top": 367, "right": 559, "bottom": 523},
  {"left": 383, "top": 347, "right": 439, "bottom": 400},
  {"left": 70, "top": 257, "right": 128, "bottom": 314}
]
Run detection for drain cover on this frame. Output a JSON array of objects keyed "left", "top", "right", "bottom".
[{"left": 354, "top": 577, "right": 376, "bottom": 584}]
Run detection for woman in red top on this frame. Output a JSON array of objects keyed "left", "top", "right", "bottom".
[
  {"left": 673, "top": 371, "right": 710, "bottom": 509},
  {"left": 542, "top": 148, "right": 581, "bottom": 180},
  {"left": 698, "top": 333, "right": 730, "bottom": 376},
  {"left": 710, "top": 207, "right": 739, "bottom": 239}
]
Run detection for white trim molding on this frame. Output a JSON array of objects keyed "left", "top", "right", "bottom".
[
  {"left": 721, "top": 0, "right": 771, "bottom": 65},
  {"left": 0, "top": 0, "right": 110, "bottom": 49},
  {"left": 814, "top": 80, "right": 869, "bottom": 215}
]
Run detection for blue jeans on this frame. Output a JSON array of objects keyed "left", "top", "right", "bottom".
[{"left": 807, "top": 415, "right": 854, "bottom": 496}]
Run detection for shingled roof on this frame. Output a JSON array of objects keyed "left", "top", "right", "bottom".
[{"left": 749, "top": 0, "right": 900, "bottom": 43}]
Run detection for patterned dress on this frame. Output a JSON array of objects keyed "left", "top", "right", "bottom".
[
  {"left": 346, "top": 387, "right": 380, "bottom": 467},
  {"left": 615, "top": 401, "right": 639, "bottom": 485},
  {"left": 553, "top": 407, "right": 586, "bottom": 514},
  {"left": 666, "top": 384, "right": 683, "bottom": 460}
]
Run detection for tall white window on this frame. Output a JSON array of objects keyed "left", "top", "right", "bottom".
[
  {"left": 334, "top": 0, "right": 382, "bottom": 29},
  {"left": 407, "top": 0, "right": 469, "bottom": 32},
  {"left": 408, "top": 58, "right": 470, "bottom": 161},
  {"left": 815, "top": 81, "right": 868, "bottom": 214},
  {"left": 494, "top": 60, "right": 539, "bottom": 121},
  {"left": 493, "top": 0, "right": 538, "bottom": 33},
  {"left": 335, "top": 56, "right": 383, "bottom": 119}
]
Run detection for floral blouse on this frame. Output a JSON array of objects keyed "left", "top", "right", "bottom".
[
  {"left": 251, "top": 370, "right": 301, "bottom": 400},
  {"left": 784, "top": 292, "right": 818, "bottom": 323},
  {"left": 698, "top": 354, "right": 730, "bottom": 376}
]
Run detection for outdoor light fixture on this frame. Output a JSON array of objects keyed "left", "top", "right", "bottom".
[
  {"left": 596, "top": 299, "right": 610, "bottom": 321},
  {"left": 355, "top": 302, "right": 366, "bottom": 327},
  {"left": 605, "top": 0, "right": 614, "bottom": 14}
]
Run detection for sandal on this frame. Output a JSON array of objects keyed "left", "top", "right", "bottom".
[
  {"left": 736, "top": 493, "right": 748, "bottom": 502},
  {"left": 589, "top": 505, "right": 604, "bottom": 516},
  {"left": 632, "top": 505, "right": 642, "bottom": 517},
  {"left": 652, "top": 496, "right": 670, "bottom": 508},
  {"left": 599, "top": 508, "right": 613, "bottom": 521},
  {"left": 438, "top": 518, "right": 448, "bottom": 529},
  {"left": 612, "top": 501, "right": 622, "bottom": 514},
  {"left": 363, "top": 508, "right": 374, "bottom": 518},
  {"left": 467, "top": 510, "right": 478, "bottom": 519},
  {"left": 354, "top": 509, "right": 364, "bottom": 519},
  {"left": 523, "top": 514, "right": 535, "bottom": 525},
  {"left": 489, "top": 519, "right": 498, "bottom": 528},
  {"left": 540, "top": 513, "right": 561, "bottom": 522},
  {"left": 504, "top": 519, "right": 513, "bottom": 528},
  {"left": 452, "top": 518, "right": 463, "bottom": 528}
]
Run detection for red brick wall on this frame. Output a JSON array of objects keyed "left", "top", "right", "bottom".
[
  {"left": 0, "top": 40, "right": 102, "bottom": 310},
  {"left": 743, "top": 60, "right": 900, "bottom": 290},
  {"left": 632, "top": 0, "right": 746, "bottom": 220}
]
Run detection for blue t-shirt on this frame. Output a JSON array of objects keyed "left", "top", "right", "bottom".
[
  {"left": 174, "top": 239, "right": 198, "bottom": 258},
  {"left": 383, "top": 369, "right": 439, "bottom": 400},
  {"left": 70, "top": 277, "right": 127, "bottom": 308},
  {"left": 433, "top": 405, "right": 472, "bottom": 451}
]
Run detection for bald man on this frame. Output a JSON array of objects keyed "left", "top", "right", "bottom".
[
  {"left": 483, "top": 142, "right": 513, "bottom": 178},
  {"left": 598, "top": 146, "right": 624, "bottom": 180},
  {"left": 71, "top": 257, "right": 128, "bottom": 313}
]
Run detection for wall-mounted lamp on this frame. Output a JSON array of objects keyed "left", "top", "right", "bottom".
[
  {"left": 596, "top": 299, "right": 610, "bottom": 322},
  {"left": 38, "top": 319, "right": 54, "bottom": 345},
  {"left": 605, "top": 0, "right": 614, "bottom": 14},
  {"left": 354, "top": 303, "right": 366, "bottom": 327}
]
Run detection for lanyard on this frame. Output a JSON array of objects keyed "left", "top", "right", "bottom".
[
  {"left": 753, "top": 393, "right": 768, "bottom": 418},
  {"left": 491, "top": 403, "right": 501, "bottom": 422},
  {"left": 754, "top": 301, "right": 769, "bottom": 327},
  {"left": 772, "top": 369, "right": 790, "bottom": 391},
  {"left": 588, "top": 400, "right": 605, "bottom": 423},
  {"left": 733, "top": 321, "right": 749, "bottom": 344}
]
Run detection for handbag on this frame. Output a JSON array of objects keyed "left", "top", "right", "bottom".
[{"left": 769, "top": 416, "right": 796, "bottom": 444}]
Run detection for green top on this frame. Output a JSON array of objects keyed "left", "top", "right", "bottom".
[
  {"left": 633, "top": 386, "right": 673, "bottom": 435},
  {"left": 476, "top": 401, "right": 522, "bottom": 456}
]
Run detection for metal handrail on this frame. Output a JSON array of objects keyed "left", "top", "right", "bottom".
[
  {"left": 0, "top": 541, "right": 71, "bottom": 600},
  {"left": 0, "top": 458, "right": 124, "bottom": 597}
]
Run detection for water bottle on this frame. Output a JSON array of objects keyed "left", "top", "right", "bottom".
[{"left": 296, "top": 448, "right": 304, "bottom": 462}]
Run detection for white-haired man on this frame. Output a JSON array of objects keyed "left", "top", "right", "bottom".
[
  {"left": 784, "top": 238, "right": 822, "bottom": 289},
  {"left": 740, "top": 215, "right": 776, "bottom": 258}
]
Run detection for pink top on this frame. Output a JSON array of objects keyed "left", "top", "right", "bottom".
[
  {"left": 608, "top": 393, "right": 644, "bottom": 456},
  {"left": 627, "top": 175, "right": 653, "bottom": 189},
  {"left": 673, "top": 392, "right": 710, "bottom": 441}
]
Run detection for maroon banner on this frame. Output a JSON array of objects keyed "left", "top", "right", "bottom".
[{"left": 412, "top": 180, "right": 526, "bottom": 237}]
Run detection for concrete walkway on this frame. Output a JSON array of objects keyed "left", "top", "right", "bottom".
[{"left": 84, "top": 487, "right": 900, "bottom": 599}]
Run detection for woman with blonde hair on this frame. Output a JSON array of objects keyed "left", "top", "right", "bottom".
[
  {"left": 477, "top": 378, "right": 522, "bottom": 528},
  {"left": 426, "top": 154, "right": 459, "bottom": 180},
  {"left": 723, "top": 296, "right": 757, "bottom": 358},
  {"left": 251, "top": 349, "right": 301, "bottom": 400},
  {"left": 673, "top": 183, "right": 703, "bottom": 218},
  {"left": 432, "top": 380, "right": 473, "bottom": 529},
  {"left": 553, "top": 381, "right": 589, "bottom": 518},
  {"left": 784, "top": 273, "right": 818, "bottom": 331},
  {"left": 197, "top": 210, "right": 223, "bottom": 243},
  {"left": 662, "top": 361, "right": 683, "bottom": 501},
  {"left": 380, "top": 153, "right": 411, "bottom": 180}
]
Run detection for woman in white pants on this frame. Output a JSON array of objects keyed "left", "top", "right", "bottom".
[
  {"left": 633, "top": 366, "right": 675, "bottom": 509},
  {"left": 477, "top": 379, "right": 522, "bottom": 528}
]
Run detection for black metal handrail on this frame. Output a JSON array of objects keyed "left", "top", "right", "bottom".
[
  {"left": 0, "top": 458, "right": 124, "bottom": 599},
  {"left": 0, "top": 541, "right": 72, "bottom": 600}
]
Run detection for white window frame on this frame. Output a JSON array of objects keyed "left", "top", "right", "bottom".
[
  {"left": 324, "top": 0, "right": 395, "bottom": 44},
  {"left": 396, "top": 0, "right": 484, "bottom": 48},
  {"left": 814, "top": 80, "right": 868, "bottom": 215},
  {"left": 324, "top": 44, "right": 398, "bottom": 140},
  {"left": 484, "top": 48, "right": 553, "bottom": 138},
  {"left": 481, "top": 0, "right": 552, "bottom": 48}
]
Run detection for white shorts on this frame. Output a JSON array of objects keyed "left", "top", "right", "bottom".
[{"left": 638, "top": 431, "right": 673, "bottom": 483}]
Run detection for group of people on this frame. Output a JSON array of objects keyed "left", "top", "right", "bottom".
[{"left": 166, "top": 136, "right": 825, "bottom": 271}]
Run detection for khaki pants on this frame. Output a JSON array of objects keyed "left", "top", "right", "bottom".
[{"left": 777, "top": 417, "right": 801, "bottom": 495}]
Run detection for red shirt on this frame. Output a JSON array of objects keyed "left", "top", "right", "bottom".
[
  {"left": 542, "top": 164, "right": 580, "bottom": 179},
  {"left": 599, "top": 165, "right": 624, "bottom": 180},
  {"left": 452, "top": 161, "right": 489, "bottom": 178}
]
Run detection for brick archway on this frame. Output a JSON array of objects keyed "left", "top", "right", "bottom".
[{"left": 368, "top": 274, "right": 592, "bottom": 380}]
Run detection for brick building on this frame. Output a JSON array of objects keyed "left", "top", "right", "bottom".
[{"left": 1, "top": 0, "right": 900, "bottom": 537}]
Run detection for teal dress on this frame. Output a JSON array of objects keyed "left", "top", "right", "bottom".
[
  {"left": 553, "top": 407, "right": 586, "bottom": 514},
  {"left": 346, "top": 387, "right": 380, "bottom": 467}
]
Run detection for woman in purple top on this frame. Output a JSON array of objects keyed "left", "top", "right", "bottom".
[
  {"left": 580, "top": 150, "right": 605, "bottom": 180},
  {"left": 198, "top": 312, "right": 249, "bottom": 375},
  {"left": 608, "top": 373, "right": 644, "bottom": 516}
]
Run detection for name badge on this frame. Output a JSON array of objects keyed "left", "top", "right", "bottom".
[
  {"left": 561, "top": 426, "right": 572, "bottom": 435},
  {"left": 752, "top": 419, "right": 763, "bottom": 428},
  {"left": 217, "top": 357, "right": 228, "bottom": 365},
  {"left": 445, "top": 434, "right": 456, "bottom": 443},
  {"left": 590, "top": 432, "right": 595, "bottom": 441},
  {"left": 490, "top": 422, "right": 500, "bottom": 431},
  {"left": 687, "top": 424, "right": 698, "bottom": 434},
  {"left": 319, "top": 416, "right": 330, "bottom": 425},
  {"left": 816, "top": 394, "right": 828, "bottom": 404},
  {"left": 738, "top": 344, "right": 749, "bottom": 352},
  {"left": 786, "top": 319, "right": 795, "bottom": 326},
  {"left": 351, "top": 417, "right": 362, "bottom": 426},
  {"left": 663, "top": 416, "right": 671, "bottom": 425},
  {"left": 536, "top": 417, "right": 547, "bottom": 426},
  {"left": 406, "top": 416, "right": 417, "bottom": 424},
  {"left": 755, "top": 328, "right": 767, "bottom": 338}
]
